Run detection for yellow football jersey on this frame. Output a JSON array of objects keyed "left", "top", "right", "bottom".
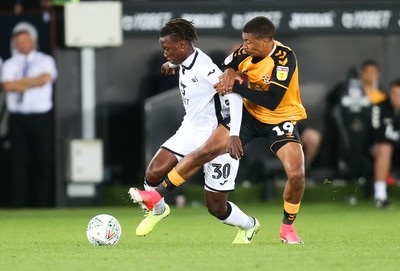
[{"left": 225, "top": 41, "right": 307, "bottom": 124}]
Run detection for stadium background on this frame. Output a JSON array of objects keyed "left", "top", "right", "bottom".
[{"left": 0, "top": 0, "right": 399, "bottom": 207}]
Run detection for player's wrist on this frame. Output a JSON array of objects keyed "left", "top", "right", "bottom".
[{"left": 168, "top": 62, "right": 179, "bottom": 68}]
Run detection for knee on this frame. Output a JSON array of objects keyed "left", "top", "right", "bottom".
[
  {"left": 206, "top": 200, "right": 227, "bottom": 219},
  {"left": 145, "top": 166, "right": 164, "bottom": 184},
  {"left": 287, "top": 166, "right": 305, "bottom": 188}
]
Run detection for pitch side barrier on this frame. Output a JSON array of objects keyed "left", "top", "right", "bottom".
[{"left": 121, "top": 1, "right": 400, "bottom": 36}]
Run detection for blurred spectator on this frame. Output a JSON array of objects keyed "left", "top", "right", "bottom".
[
  {"left": 298, "top": 125, "right": 321, "bottom": 170},
  {"left": 0, "top": 22, "right": 57, "bottom": 207},
  {"left": 13, "top": 0, "right": 52, "bottom": 14},
  {"left": 326, "top": 60, "right": 386, "bottom": 181},
  {"left": 370, "top": 78, "right": 400, "bottom": 208}
]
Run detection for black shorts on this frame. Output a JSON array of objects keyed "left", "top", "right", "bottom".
[{"left": 240, "top": 107, "right": 302, "bottom": 154}]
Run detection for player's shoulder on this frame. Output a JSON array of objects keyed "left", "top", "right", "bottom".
[
  {"left": 194, "top": 48, "right": 222, "bottom": 74},
  {"left": 271, "top": 40, "right": 296, "bottom": 66},
  {"left": 274, "top": 41, "right": 295, "bottom": 55}
]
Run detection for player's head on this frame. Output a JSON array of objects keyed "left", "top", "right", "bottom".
[
  {"left": 360, "top": 60, "right": 380, "bottom": 85},
  {"left": 389, "top": 78, "right": 400, "bottom": 110},
  {"left": 241, "top": 16, "right": 275, "bottom": 58},
  {"left": 159, "top": 18, "right": 198, "bottom": 65}
]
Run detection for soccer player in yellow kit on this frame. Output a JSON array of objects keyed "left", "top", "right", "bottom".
[{"left": 130, "top": 16, "right": 307, "bottom": 244}]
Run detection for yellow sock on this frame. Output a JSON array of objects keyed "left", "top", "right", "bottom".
[
  {"left": 283, "top": 201, "right": 301, "bottom": 224},
  {"left": 284, "top": 201, "right": 300, "bottom": 214},
  {"left": 167, "top": 167, "right": 186, "bottom": 186}
]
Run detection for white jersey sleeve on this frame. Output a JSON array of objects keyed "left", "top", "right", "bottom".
[{"left": 227, "top": 93, "right": 243, "bottom": 136}]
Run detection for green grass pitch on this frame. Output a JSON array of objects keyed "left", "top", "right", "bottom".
[{"left": 1, "top": 202, "right": 399, "bottom": 271}]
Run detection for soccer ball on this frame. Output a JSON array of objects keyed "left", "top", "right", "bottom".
[{"left": 86, "top": 214, "right": 122, "bottom": 246}]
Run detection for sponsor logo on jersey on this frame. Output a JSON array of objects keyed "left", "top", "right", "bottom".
[
  {"left": 207, "top": 69, "right": 216, "bottom": 76},
  {"left": 276, "top": 66, "right": 289, "bottom": 81}
]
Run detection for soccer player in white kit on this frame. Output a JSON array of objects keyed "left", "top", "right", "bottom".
[{"left": 129, "top": 19, "right": 260, "bottom": 244}]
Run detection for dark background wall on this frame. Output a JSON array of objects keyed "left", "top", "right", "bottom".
[{"left": 1, "top": 1, "right": 400, "bottom": 206}]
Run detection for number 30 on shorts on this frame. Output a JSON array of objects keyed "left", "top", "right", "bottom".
[
  {"left": 272, "top": 121, "right": 294, "bottom": 136},
  {"left": 211, "top": 163, "right": 231, "bottom": 179}
]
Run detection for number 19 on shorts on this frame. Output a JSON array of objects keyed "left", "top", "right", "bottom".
[{"left": 272, "top": 121, "right": 295, "bottom": 137}]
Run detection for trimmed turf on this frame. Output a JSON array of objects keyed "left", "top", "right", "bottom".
[{"left": 1, "top": 202, "right": 399, "bottom": 271}]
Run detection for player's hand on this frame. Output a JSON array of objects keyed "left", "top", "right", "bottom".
[
  {"left": 219, "top": 68, "right": 243, "bottom": 94},
  {"left": 214, "top": 82, "right": 225, "bottom": 95},
  {"left": 161, "top": 62, "right": 176, "bottom": 75},
  {"left": 227, "top": 136, "right": 243, "bottom": 160}
]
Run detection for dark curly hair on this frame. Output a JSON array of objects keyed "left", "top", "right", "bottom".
[
  {"left": 159, "top": 18, "right": 198, "bottom": 42},
  {"left": 243, "top": 16, "right": 275, "bottom": 40}
]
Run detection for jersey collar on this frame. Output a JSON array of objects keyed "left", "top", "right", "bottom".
[
  {"left": 181, "top": 49, "right": 199, "bottom": 73},
  {"left": 268, "top": 42, "right": 277, "bottom": 57}
]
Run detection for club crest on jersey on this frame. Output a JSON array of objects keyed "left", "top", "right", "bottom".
[
  {"left": 276, "top": 66, "right": 289, "bottom": 81},
  {"left": 262, "top": 74, "right": 270, "bottom": 84}
]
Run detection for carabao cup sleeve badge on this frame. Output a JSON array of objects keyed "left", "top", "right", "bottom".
[{"left": 276, "top": 66, "right": 289, "bottom": 81}]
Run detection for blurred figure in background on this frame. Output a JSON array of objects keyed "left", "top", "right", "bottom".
[
  {"left": 327, "top": 60, "right": 386, "bottom": 183},
  {"left": 0, "top": 22, "right": 57, "bottom": 207},
  {"left": 370, "top": 78, "right": 400, "bottom": 208},
  {"left": 298, "top": 125, "right": 321, "bottom": 170},
  {"left": 13, "top": 0, "right": 52, "bottom": 14}
]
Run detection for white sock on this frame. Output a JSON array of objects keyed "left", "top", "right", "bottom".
[
  {"left": 144, "top": 182, "right": 166, "bottom": 215},
  {"left": 374, "top": 181, "right": 387, "bottom": 201},
  {"left": 221, "top": 201, "right": 255, "bottom": 230}
]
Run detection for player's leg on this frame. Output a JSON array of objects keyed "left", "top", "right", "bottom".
[
  {"left": 267, "top": 120, "right": 305, "bottom": 244},
  {"left": 134, "top": 148, "right": 177, "bottom": 236},
  {"left": 204, "top": 190, "right": 259, "bottom": 244},
  {"left": 144, "top": 147, "right": 178, "bottom": 214},
  {"left": 203, "top": 153, "right": 259, "bottom": 244},
  {"left": 156, "top": 110, "right": 257, "bottom": 197},
  {"left": 372, "top": 142, "right": 393, "bottom": 208},
  {"left": 274, "top": 141, "right": 305, "bottom": 244},
  {"left": 130, "top": 125, "right": 230, "bottom": 210}
]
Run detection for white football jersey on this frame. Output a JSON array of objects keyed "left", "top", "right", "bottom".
[{"left": 178, "top": 48, "right": 229, "bottom": 131}]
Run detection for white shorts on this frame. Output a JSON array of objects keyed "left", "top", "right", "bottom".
[{"left": 161, "top": 124, "right": 238, "bottom": 192}]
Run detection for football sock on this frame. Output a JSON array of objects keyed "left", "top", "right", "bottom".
[
  {"left": 156, "top": 167, "right": 186, "bottom": 197},
  {"left": 221, "top": 201, "right": 255, "bottom": 230},
  {"left": 144, "top": 179, "right": 166, "bottom": 215},
  {"left": 282, "top": 201, "right": 301, "bottom": 225},
  {"left": 374, "top": 181, "right": 387, "bottom": 201}
]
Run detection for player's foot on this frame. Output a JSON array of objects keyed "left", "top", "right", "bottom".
[
  {"left": 280, "top": 223, "right": 304, "bottom": 244},
  {"left": 128, "top": 188, "right": 162, "bottom": 211},
  {"left": 375, "top": 199, "right": 392, "bottom": 209},
  {"left": 136, "top": 204, "right": 171, "bottom": 236},
  {"left": 232, "top": 217, "right": 260, "bottom": 244}
]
